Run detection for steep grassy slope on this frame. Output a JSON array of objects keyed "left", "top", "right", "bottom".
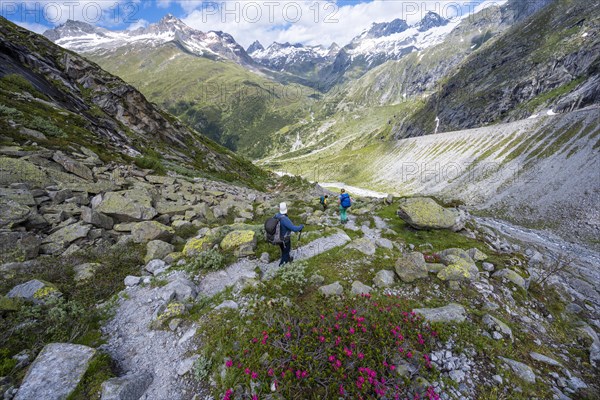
[
  {"left": 394, "top": 0, "right": 600, "bottom": 138},
  {"left": 0, "top": 17, "right": 269, "bottom": 188},
  {"left": 87, "top": 44, "right": 317, "bottom": 159}
]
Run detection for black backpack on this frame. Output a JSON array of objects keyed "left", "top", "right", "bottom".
[{"left": 265, "top": 216, "right": 284, "bottom": 245}]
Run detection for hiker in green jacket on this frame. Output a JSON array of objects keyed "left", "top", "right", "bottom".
[{"left": 338, "top": 189, "right": 352, "bottom": 224}]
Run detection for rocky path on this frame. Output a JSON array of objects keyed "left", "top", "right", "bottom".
[
  {"left": 101, "top": 227, "right": 355, "bottom": 399},
  {"left": 198, "top": 229, "right": 353, "bottom": 296},
  {"left": 101, "top": 271, "right": 200, "bottom": 400}
]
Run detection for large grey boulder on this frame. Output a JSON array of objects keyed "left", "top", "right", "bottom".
[
  {"left": 397, "top": 197, "right": 465, "bottom": 231},
  {"left": 373, "top": 270, "right": 396, "bottom": 288},
  {"left": 492, "top": 269, "right": 527, "bottom": 289},
  {"left": 81, "top": 207, "right": 114, "bottom": 230},
  {"left": 0, "top": 231, "right": 41, "bottom": 260},
  {"left": 43, "top": 221, "right": 91, "bottom": 247},
  {"left": 94, "top": 190, "right": 157, "bottom": 222},
  {"left": 100, "top": 371, "right": 153, "bottom": 400},
  {"left": 413, "top": 304, "right": 467, "bottom": 323},
  {"left": 395, "top": 252, "right": 428, "bottom": 283},
  {"left": 52, "top": 151, "right": 94, "bottom": 181},
  {"left": 131, "top": 221, "right": 174, "bottom": 243},
  {"left": 498, "top": 357, "right": 536, "bottom": 383},
  {"left": 160, "top": 278, "right": 197, "bottom": 302},
  {"left": 0, "top": 198, "right": 31, "bottom": 228},
  {"left": 319, "top": 282, "right": 343, "bottom": 297},
  {"left": 346, "top": 237, "right": 377, "bottom": 256},
  {"left": 351, "top": 281, "right": 372, "bottom": 296},
  {"left": 15, "top": 343, "right": 96, "bottom": 400},
  {"left": 145, "top": 240, "right": 175, "bottom": 263},
  {"left": 7, "top": 280, "right": 61, "bottom": 304}
]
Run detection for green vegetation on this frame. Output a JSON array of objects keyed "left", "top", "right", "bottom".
[
  {"left": 0, "top": 242, "right": 144, "bottom": 379},
  {"left": 67, "top": 353, "right": 116, "bottom": 400}
]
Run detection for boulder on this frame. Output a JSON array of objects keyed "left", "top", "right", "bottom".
[
  {"left": 482, "top": 314, "right": 513, "bottom": 342},
  {"left": 124, "top": 276, "right": 141, "bottom": 287},
  {"left": 438, "top": 248, "right": 474, "bottom": 264},
  {"left": 43, "top": 221, "right": 91, "bottom": 248},
  {"left": 346, "top": 237, "right": 377, "bottom": 256},
  {"left": 395, "top": 252, "right": 428, "bottom": 283},
  {"left": 497, "top": 357, "right": 536, "bottom": 383},
  {"left": 373, "top": 270, "right": 396, "bottom": 288},
  {"left": 412, "top": 303, "right": 467, "bottom": 323},
  {"left": 319, "top": 282, "right": 343, "bottom": 297},
  {"left": 7, "top": 279, "right": 61, "bottom": 304},
  {"left": 52, "top": 151, "right": 94, "bottom": 181},
  {"left": 0, "top": 156, "right": 52, "bottom": 187},
  {"left": 220, "top": 230, "right": 256, "bottom": 257},
  {"left": 145, "top": 240, "right": 175, "bottom": 263},
  {"left": 397, "top": 197, "right": 464, "bottom": 231},
  {"left": 131, "top": 221, "right": 174, "bottom": 243},
  {"left": 385, "top": 194, "right": 394, "bottom": 205},
  {"left": 492, "top": 269, "right": 527, "bottom": 289},
  {"left": 160, "top": 278, "right": 197, "bottom": 302},
  {"left": 95, "top": 190, "right": 157, "bottom": 222},
  {"left": 0, "top": 231, "right": 41, "bottom": 260},
  {"left": 351, "top": 281, "right": 372, "bottom": 296},
  {"left": 0, "top": 198, "right": 31, "bottom": 228},
  {"left": 183, "top": 236, "right": 215, "bottom": 257},
  {"left": 73, "top": 263, "right": 101, "bottom": 282},
  {"left": 81, "top": 207, "right": 114, "bottom": 230},
  {"left": 437, "top": 259, "right": 478, "bottom": 282},
  {"left": 145, "top": 259, "right": 167, "bottom": 275},
  {"left": 468, "top": 248, "right": 488, "bottom": 262},
  {"left": 14, "top": 343, "right": 96, "bottom": 400},
  {"left": 100, "top": 371, "right": 153, "bottom": 400},
  {"left": 375, "top": 238, "right": 394, "bottom": 249},
  {"left": 529, "top": 352, "right": 563, "bottom": 367}
]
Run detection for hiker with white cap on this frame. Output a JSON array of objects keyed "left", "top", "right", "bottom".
[{"left": 267, "top": 202, "right": 304, "bottom": 266}]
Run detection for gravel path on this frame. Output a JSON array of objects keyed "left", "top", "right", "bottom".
[{"left": 101, "top": 271, "right": 199, "bottom": 400}]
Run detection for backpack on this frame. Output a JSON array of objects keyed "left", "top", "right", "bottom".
[
  {"left": 319, "top": 196, "right": 325, "bottom": 205},
  {"left": 265, "top": 216, "right": 284, "bottom": 245},
  {"left": 340, "top": 193, "right": 351, "bottom": 208}
]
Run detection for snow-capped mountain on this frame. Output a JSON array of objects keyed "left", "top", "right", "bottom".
[
  {"left": 44, "top": 14, "right": 253, "bottom": 65},
  {"left": 246, "top": 11, "right": 459, "bottom": 88},
  {"left": 248, "top": 41, "right": 338, "bottom": 75},
  {"left": 344, "top": 12, "right": 456, "bottom": 69}
]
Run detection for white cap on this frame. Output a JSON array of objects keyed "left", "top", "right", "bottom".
[{"left": 279, "top": 202, "right": 288, "bottom": 214}]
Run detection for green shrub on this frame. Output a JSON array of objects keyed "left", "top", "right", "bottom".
[
  {"left": 0, "top": 104, "right": 23, "bottom": 118},
  {"left": 186, "top": 249, "right": 225, "bottom": 272},
  {"left": 25, "top": 115, "right": 66, "bottom": 137},
  {"left": 193, "top": 354, "right": 213, "bottom": 381},
  {"left": 275, "top": 260, "right": 307, "bottom": 292},
  {"left": 67, "top": 353, "right": 115, "bottom": 400},
  {"left": 0, "top": 348, "right": 17, "bottom": 376},
  {"left": 134, "top": 155, "right": 166, "bottom": 174}
]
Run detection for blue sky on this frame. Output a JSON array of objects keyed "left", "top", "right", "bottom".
[{"left": 1, "top": 0, "right": 496, "bottom": 47}]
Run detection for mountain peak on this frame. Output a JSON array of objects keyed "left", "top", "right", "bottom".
[
  {"left": 155, "top": 13, "right": 189, "bottom": 32},
  {"left": 363, "top": 18, "right": 410, "bottom": 39},
  {"left": 417, "top": 11, "right": 449, "bottom": 31},
  {"left": 247, "top": 40, "right": 264, "bottom": 54}
]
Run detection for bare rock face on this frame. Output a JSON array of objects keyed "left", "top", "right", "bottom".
[{"left": 15, "top": 343, "right": 96, "bottom": 400}]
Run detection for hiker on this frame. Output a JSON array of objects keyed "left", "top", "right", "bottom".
[
  {"left": 338, "top": 189, "right": 352, "bottom": 224},
  {"left": 273, "top": 202, "right": 304, "bottom": 266},
  {"left": 319, "top": 195, "right": 329, "bottom": 211}
]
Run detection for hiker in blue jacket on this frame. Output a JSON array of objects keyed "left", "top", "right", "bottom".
[
  {"left": 275, "top": 202, "right": 304, "bottom": 266},
  {"left": 338, "top": 189, "right": 352, "bottom": 224}
]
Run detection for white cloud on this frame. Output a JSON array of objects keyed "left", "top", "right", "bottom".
[
  {"left": 182, "top": 0, "right": 487, "bottom": 49},
  {"left": 128, "top": 18, "right": 149, "bottom": 31}
]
